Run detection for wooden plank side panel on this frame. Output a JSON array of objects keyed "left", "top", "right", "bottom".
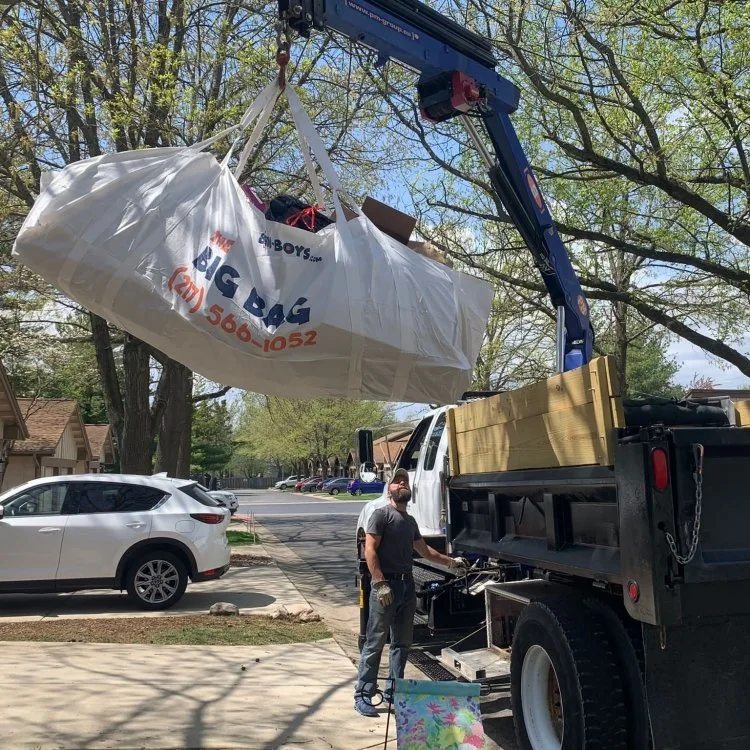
[
  {"left": 446, "top": 407, "right": 460, "bottom": 477},
  {"left": 455, "top": 402, "right": 601, "bottom": 474},
  {"left": 736, "top": 400, "right": 750, "bottom": 427},
  {"left": 588, "top": 357, "right": 616, "bottom": 466},
  {"left": 453, "top": 365, "right": 595, "bottom": 434}
]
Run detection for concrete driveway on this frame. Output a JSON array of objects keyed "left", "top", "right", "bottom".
[
  {"left": 0, "top": 564, "right": 308, "bottom": 622},
  {"left": 0, "top": 639, "right": 393, "bottom": 749}
]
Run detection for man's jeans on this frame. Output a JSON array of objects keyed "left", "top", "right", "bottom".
[{"left": 355, "top": 578, "right": 417, "bottom": 699}]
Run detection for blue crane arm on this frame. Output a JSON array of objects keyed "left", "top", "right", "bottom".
[{"left": 279, "top": 0, "right": 594, "bottom": 370}]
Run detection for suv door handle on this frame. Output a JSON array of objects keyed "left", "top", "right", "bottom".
[
  {"left": 126, "top": 522, "right": 145, "bottom": 529},
  {"left": 38, "top": 527, "right": 62, "bottom": 534}
]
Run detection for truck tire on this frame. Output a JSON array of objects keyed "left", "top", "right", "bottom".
[
  {"left": 511, "top": 599, "right": 628, "bottom": 750},
  {"left": 585, "top": 598, "right": 650, "bottom": 750}
]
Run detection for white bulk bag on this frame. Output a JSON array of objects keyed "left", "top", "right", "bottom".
[{"left": 14, "top": 81, "right": 493, "bottom": 403}]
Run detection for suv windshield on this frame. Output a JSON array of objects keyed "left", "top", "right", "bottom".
[{"left": 180, "top": 483, "right": 222, "bottom": 507}]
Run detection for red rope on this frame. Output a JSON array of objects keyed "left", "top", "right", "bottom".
[{"left": 286, "top": 205, "right": 323, "bottom": 231}]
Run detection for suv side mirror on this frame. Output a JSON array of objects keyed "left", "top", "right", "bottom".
[{"left": 0, "top": 505, "right": 5, "bottom": 519}]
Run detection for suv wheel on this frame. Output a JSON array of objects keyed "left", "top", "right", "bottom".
[
  {"left": 126, "top": 551, "right": 188, "bottom": 610},
  {"left": 331, "top": 488, "right": 340, "bottom": 495}
]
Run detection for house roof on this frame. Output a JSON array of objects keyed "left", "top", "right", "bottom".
[
  {"left": 0, "top": 361, "right": 28, "bottom": 440},
  {"left": 686, "top": 389, "right": 750, "bottom": 399},
  {"left": 85, "top": 424, "right": 115, "bottom": 461},
  {"left": 12, "top": 399, "right": 91, "bottom": 457},
  {"left": 374, "top": 439, "right": 408, "bottom": 466}
]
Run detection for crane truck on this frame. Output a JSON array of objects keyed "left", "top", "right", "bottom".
[{"left": 278, "top": 0, "right": 750, "bottom": 747}]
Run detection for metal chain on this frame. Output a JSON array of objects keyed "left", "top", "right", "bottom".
[
  {"left": 275, "top": 13, "right": 293, "bottom": 89},
  {"left": 665, "top": 444, "right": 704, "bottom": 565}
]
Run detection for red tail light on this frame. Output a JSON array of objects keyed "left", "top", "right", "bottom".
[
  {"left": 191, "top": 513, "right": 225, "bottom": 524},
  {"left": 651, "top": 448, "right": 670, "bottom": 491}
]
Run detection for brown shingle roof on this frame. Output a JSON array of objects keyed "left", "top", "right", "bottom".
[
  {"left": 11, "top": 399, "right": 78, "bottom": 455},
  {"left": 85, "top": 424, "right": 112, "bottom": 461}
]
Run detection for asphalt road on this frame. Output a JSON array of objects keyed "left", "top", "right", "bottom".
[
  {"left": 236, "top": 489, "right": 367, "bottom": 517},
  {"left": 236, "top": 489, "right": 362, "bottom": 606}
]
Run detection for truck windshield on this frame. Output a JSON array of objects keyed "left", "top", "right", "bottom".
[
  {"left": 424, "top": 414, "right": 446, "bottom": 470},
  {"left": 400, "top": 417, "right": 433, "bottom": 470}
]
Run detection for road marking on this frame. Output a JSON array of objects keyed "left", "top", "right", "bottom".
[
  {"left": 236, "top": 500, "right": 366, "bottom": 506},
  {"left": 236, "top": 512, "right": 360, "bottom": 518}
]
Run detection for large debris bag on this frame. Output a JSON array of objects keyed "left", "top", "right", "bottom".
[{"left": 13, "top": 82, "right": 493, "bottom": 403}]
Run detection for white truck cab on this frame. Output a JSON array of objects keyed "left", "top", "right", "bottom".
[{"left": 356, "top": 405, "right": 453, "bottom": 541}]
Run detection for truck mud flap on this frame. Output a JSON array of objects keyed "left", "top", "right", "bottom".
[{"left": 644, "top": 616, "right": 750, "bottom": 749}]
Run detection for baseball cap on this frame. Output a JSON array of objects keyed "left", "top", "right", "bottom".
[{"left": 390, "top": 468, "right": 410, "bottom": 483}]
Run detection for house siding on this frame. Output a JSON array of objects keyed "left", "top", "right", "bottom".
[
  {"left": 55, "top": 423, "right": 77, "bottom": 460},
  {"left": 3, "top": 455, "right": 37, "bottom": 491}
]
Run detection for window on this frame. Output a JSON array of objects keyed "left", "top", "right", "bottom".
[
  {"left": 401, "top": 417, "right": 433, "bottom": 471},
  {"left": 69, "top": 483, "right": 167, "bottom": 514},
  {"left": 3, "top": 483, "right": 69, "bottom": 516},
  {"left": 424, "top": 414, "right": 447, "bottom": 471},
  {"left": 180, "top": 483, "right": 221, "bottom": 507}
]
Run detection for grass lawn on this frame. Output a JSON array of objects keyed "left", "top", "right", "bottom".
[
  {"left": 309, "top": 491, "right": 381, "bottom": 501},
  {"left": 226, "top": 529, "right": 260, "bottom": 545},
  {"left": 0, "top": 615, "right": 330, "bottom": 646}
]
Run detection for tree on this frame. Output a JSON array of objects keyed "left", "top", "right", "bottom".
[
  {"left": 0, "top": 0, "right": 403, "bottom": 472},
  {"left": 362, "top": 0, "right": 750, "bottom": 379},
  {"left": 191, "top": 400, "right": 233, "bottom": 475},
  {"left": 236, "top": 394, "right": 393, "bottom": 473},
  {"left": 623, "top": 330, "right": 683, "bottom": 400}
]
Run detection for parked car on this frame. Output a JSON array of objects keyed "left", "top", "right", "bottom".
[
  {"left": 348, "top": 477, "right": 386, "bottom": 496},
  {"left": 0, "top": 474, "right": 230, "bottom": 610},
  {"left": 208, "top": 490, "right": 238, "bottom": 515},
  {"left": 324, "top": 477, "right": 351, "bottom": 495},
  {"left": 275, "top": 475, "right": 299, "bottom": 490},
  {"left": 293, "top": 477, "right": 309, "bottom": 491},
  {"left": 300, "top": 476, "right": 324, "bottom": 492}
]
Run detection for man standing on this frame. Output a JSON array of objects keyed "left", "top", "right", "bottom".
[{"left": 354, "top": 467, "right": 468, "bottom": 717}]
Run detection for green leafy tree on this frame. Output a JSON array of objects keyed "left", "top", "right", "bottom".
[
  {"left": 236, "top": 395, "right": 393, "bottom": 474},
  {"left": 0, "top": 0, "right": 402, "bottom": 473},
  {"left": 624, "top": 332, "right": 683, "bottom": 399},
  {"left": 191, "top": 400, "right": 233, "bottom": 475},
  {"left": 367, "top": 0, "right": 750, "bottom": 380}
]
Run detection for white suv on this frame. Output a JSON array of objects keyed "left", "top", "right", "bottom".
[
  {"left": 0, "top": 474, "right": 230, "bottom": 610},
  {"left": 274, "top": 475, "right": 299, "bottom": 490}
]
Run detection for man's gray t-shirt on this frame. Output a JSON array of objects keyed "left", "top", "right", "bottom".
[{"left": 367, "top": 505, "right": 422, "bottom": 574}]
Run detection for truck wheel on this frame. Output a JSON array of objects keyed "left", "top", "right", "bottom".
[
  {"left": 585, "top": 598, "right": 650, "bottom": 750},
  {"left": 511, "top": 600, "right": 628, "bottom": 750}
]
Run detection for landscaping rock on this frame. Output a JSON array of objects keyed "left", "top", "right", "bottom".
[
  {"left": 298, "top": 611, "right": 322, "bottom": 623},
  {"left": 209, "top": 602, "right": 240, "bottom": 616},
  {"left": 269, "top": 605, "right": 289, "bottom": 620},
  {"left": 286, "top": 603, "right": 315, "bottom": 618}
]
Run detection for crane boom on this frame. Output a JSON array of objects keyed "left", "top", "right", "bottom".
[{"left": 279, "top": 0, "right": 593, "bottom": 370}]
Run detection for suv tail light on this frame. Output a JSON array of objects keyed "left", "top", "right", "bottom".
[
  {"left": 651, "top": 448, "right": 670, "bottom": 491},
  {"left": 191, "top": 513, "right": 225, "bottom": 524}
]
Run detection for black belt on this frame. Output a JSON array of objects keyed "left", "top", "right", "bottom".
[{"left": 384, "top": 572, "right": 413, "bottom": 581}]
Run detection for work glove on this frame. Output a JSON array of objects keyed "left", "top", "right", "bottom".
[
  {"left": 450, "top": 557, "right": 470, "bottom": 575},
  {"left": 374, "top": 580, "right": 394, "bottom": 607}
]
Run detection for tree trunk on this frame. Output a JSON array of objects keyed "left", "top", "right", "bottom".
[
  {"left": 154, "top": 360, "right": 193, "bottom": 478},
  {"left": 613, "top": 299, "right": 628, "bottom": 394},
  {"left": 120, "top": 335, "right": 154, "bottom": 474},
  {"left": 90, "top": 313, "right": 124, "bottom": 445}
]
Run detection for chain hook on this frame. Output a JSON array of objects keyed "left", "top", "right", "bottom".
[{"left": 275, "top": 13, "right": 293, "bottom": 90}]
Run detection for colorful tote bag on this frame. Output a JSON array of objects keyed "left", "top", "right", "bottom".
[{"left": 394, "top": 678, "right": 485, "bottom": 749}]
